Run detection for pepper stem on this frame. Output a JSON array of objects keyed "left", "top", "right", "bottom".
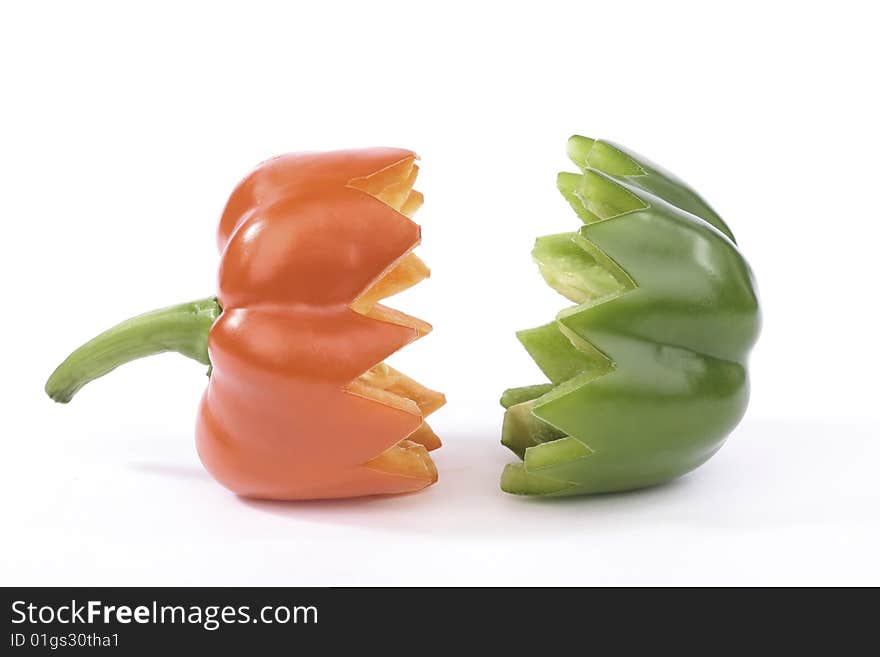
[{"left": 45, "top": 297, "right": 221, "bottom": 403}]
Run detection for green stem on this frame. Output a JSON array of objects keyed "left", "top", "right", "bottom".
[{"left": 45, "top": 297, "right": 221, "bottom": 403}]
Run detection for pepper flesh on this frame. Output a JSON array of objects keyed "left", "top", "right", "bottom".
[
  {"left": 500, "top": 137, "right": 760, "bottom": 496},
  {"left": 46, "top": 148, "right": 444, "bottom": 500}
]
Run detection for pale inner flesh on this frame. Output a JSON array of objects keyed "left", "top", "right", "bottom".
[{"left": 347, "top": 158, "right": 444, "bottom": 479}]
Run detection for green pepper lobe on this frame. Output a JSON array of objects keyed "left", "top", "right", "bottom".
[{"left": 500, "top": 137, "right": 760, "bottom": 496}]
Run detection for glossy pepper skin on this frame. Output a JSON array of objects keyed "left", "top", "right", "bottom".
[
  {"left": 201, "top": 149, "right": 443, "bottom": 499},
  {"left": 500, "top": 137, "right": 760, "bottom": 496},
  {"left": 46, "top": 148, "right": 444, "bottom": 500}
]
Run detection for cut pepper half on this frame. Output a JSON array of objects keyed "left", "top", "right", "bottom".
[
  {"left": 199, "top": 149, "right": 448, "bottom": 499},
  {"left": 45, "top": 148, "right": 445, "bottom": 501},
  {"left": 500, "top": 137, "right": 760, "bottom": 497}
]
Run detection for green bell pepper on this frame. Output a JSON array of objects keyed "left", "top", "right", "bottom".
[{"left": 500, "top": 137, "right": 761, "bottom": 496}]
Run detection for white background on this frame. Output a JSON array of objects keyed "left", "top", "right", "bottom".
[{"left": 2, "top": 1, "right": 878, "bottom": 585}]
